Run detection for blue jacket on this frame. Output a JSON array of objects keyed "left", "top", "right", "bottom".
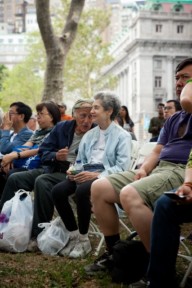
[
  {"left": 0, "top": 127, "right": 33, "bottom": 154},
  {"left": 77, "top": 122, "right": 132, "bottom": 177},
  {"left": 38, "top": 120, "right": 95, "bottom": 172}
]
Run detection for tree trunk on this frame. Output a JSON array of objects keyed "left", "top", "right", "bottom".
[{"left": 35, "top": 0, "right": 85, "bottom": 102}]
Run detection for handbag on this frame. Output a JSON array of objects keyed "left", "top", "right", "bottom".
[
  {"left": 13, "top": 145, "right": 41, "bottom": 170},
  {"left": 37, "top": 216, "right": 70, "bottom": 256},
  {"left": 0, "top": 190, "right": 33, "bottom": 252}
]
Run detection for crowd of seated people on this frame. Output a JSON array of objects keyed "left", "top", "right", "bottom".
[
  {"left": 84, "top": 58, "right": 192, "bottom": 286},
  {"left": 0, "top": 57, "right": 192, "bottom": 287},
  {"left": 0, "top": 101, "right": 61, "bottom": 197}
]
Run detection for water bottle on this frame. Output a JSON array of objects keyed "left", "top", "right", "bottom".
[{"left": 73, "top": 160, "right": 84, "bottom": 174}]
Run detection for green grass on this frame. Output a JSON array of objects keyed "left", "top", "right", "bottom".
[{"left": 0, "top": 223, "right": 191, "bottom": 287}]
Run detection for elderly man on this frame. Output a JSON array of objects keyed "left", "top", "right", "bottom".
[
  {"left": 85, "top": 57, "right": 192, "bottom": 275},
  {"left": 0, "top": 99, "right": 94, "bottom": 250}
]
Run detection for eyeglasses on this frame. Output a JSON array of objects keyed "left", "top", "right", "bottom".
[
  {"left": 9, "top": 111, "right": 19, "bottom": 115},
  {"left": 36, "top": 112, "right": 50, "bottom": 117},
  {"left": 164, "top": 106, "right": 173, "bottom": 111}
]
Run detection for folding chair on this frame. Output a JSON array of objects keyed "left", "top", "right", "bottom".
[
  {"left": 90, "top": 205, "right": 133, "bottom": 256},
  {"left": 178, "top": 236, "right": 192, "bottom": 287},
  {"left": 131, "top": 141, "right": 157, "bottom": 170},
  {"left": 130, "top": 140, "right": 140, "bottom": 170}
]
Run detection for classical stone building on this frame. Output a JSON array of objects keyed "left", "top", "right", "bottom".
[{"left": 102, "top": 0, "right": 192, "bottom": 141}]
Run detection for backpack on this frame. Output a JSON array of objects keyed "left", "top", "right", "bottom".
[{"left": 111, "top": 232, "right": 149, "bottom": 285}]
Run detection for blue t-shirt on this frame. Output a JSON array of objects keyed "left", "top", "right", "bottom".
[{"left": 158, "top": 111, "right": 192, "bottom": 164}]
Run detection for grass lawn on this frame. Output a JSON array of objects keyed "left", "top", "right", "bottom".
[{"left": 0, "top": 223, "right": 192, "bottom": 287}]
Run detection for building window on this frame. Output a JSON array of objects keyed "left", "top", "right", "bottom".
[
  {"left": 155, "top": 24, "right": 162, "bottom": 32},
  {"left": 155, "top": 76, "right": 162, "bottom": 88},
  {"left": 154, "top": 60, "right": 162, "bottom": 69},
  {"left": 177, "top": 25, "right": 183, "bottom": 34}
]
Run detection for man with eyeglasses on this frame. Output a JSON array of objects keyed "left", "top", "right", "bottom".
[
  {"left": 0, "top": 102, "right": 33, "bottom": 155},
  {"left": 163, "top": 100, "right": 182, "bottom": 120},
  {"left": 0, "top": 99, "right": 95, "bottom": 251},
  {"left": 0, "top": 101, "right": 33, "bottom": 199}
]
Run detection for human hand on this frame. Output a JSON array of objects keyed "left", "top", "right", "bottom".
[
  {"left": 3, "top": 112, "right": 13, "bottom": 130},
  {"left": 56, "top": 146, "right": 69, "bottom": 161},
  {"left": 134, "top": 168, "right": 147, "bottom": 180},
  {"left": 1, "top": 162, "right": 12, "bottom": 174},
  {"left": 73, "top": 171, "right": 99, "bottom": 183},
  {"left": 176, "top": 185, "right": 192, "bottom": 203},
  {"left": 1, "top": 152, "right": 17, "bottom": 167}
]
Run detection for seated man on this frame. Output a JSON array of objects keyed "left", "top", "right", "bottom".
[
  {"left": 0, "top": 102, "right": 33, "bottom": 195},
  {"left": 0, "top": 101, "right": 33, "bottom": 154},
  {"left": 148, "top": 148, "right": 192, "bottom": 288},
  {"left": 0, "top": 99, "right": 94, "bottom": 250},
  {"left": 148, "top": 79, "right": 192, "bottom": 288},
  {"left": 85, "top": 57, "right": 192, "bottom": 274}
]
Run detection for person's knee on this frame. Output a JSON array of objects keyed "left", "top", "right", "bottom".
[
  {"left": 120, "top": 185, "right": 141, "bottom": 212},
  {"left": 8, "top": 173, "right": 18, "bottom": 184},
  {"left": 34, "top": 174, "right": 52, "bottom": 198},
  {"left": 52, "top": 184, "right": 67, "bottom": 201},
  {"left": 91, "top": 178, "right": 111, "bottom": 203}
]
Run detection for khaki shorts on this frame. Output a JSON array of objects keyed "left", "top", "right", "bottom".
[{"left": 107, "top": 161, "right": 186, "bottom": 210}]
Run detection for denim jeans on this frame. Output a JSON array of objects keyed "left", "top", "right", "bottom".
[{"left": 148, "top": 193, "right": 192, "bottom": 288}]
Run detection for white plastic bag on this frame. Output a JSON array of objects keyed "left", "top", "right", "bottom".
[
  {"left": 37, "top": 216, "right": 69, "bottom": 256},
  {"left": 0, "top": 189, "right": 33, "bottom": 252}
]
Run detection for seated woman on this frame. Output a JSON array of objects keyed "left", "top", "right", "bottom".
[
  {"left": 0, "top": 101, "right": 60, "bottom": 196},
  {"left": 52, "top": 91, "right": 132, "bottom": 258}
]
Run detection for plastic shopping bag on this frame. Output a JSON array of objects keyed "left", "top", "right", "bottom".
[
  {"left": 37, "top": 216, "right": 69, "bottom": 256},
  {"left": 0, "top": 190, "right": 33, "bottom": 252}
]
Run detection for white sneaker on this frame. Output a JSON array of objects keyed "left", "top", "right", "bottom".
[
  {"left": 69, "top": 238, "right": 92, "bottom": 258},
  {"left": 59, "top": 235, "right": 78, "bottom": 256}
]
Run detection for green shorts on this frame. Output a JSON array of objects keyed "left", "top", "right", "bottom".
[{"left": 107, "top": 161, "right": 186, "bottom": 209}]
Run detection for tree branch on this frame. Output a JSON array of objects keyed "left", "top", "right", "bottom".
[
  {"left": 61, "top": 0, "right": 85, "bottom": 52},
  {"left": 35, "top": 0, "right": 56, "bottom": 52}
]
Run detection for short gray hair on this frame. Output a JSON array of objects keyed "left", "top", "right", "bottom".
[{"left": 93, "top": 91, "right": 121, "bottom": 120}]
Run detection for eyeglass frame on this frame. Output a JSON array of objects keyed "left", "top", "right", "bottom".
[
  {"left": 36, "top": 112, "right": 50, "bottom": 117},
  {"left": 163, "top": 106, "right": 174, "bottom": 111}
]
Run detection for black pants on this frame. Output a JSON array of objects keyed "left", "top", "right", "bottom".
[
  {"left": 0, "top": 173, "right": 6, "bottom": 198},
  {"left": 52, "top": 178, "right": 97, "bottom": 235}
]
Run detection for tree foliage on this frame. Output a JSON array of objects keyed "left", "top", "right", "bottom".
[
  {"left": 63, "top": 8, "right": 116, "bottom": 98},
  {"left": 0, "top": 56, "right": 43, "bottom": 110},
  {"left": 0, "top": 0, "right": 116, "bottom": 109}
]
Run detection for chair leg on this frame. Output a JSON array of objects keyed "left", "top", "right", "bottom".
[
  {"left": 89, "top": 220, "right": 105, "bottom": 256},
  {"left": 179, "top": 258, "right": 192, "bottom": 288},
  {"left": 178, "top": 237, "right": 192, "bottom": 287}
]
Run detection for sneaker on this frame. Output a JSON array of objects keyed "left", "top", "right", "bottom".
[
  {"left": 59, "top": 234, "right": 78, "bottom": 256},
  {"left": 27, "top": 239, "right": 39, "bottom": 252},
  {"left": 69, "top": 239, "right": 92, "bottom": 258},
  {"left": 84, "top": 251, "right": 113, "bottom": 275}
]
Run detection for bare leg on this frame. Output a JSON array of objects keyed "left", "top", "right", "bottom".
[
  {"left": 120, "top": 185, "right": 153, "bottom": 252},
  {"left": 91, "top": 178, "right": 120, "bottom": 236}
]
